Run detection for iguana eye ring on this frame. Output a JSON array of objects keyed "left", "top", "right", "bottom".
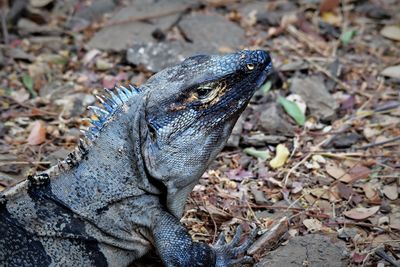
[{"left": 246, "top": 63, "right": 255, "bottom": 70}]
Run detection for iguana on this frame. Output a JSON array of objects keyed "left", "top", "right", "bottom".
[{"left": 0, "top": 50, "right": 273, "bottom": 267}]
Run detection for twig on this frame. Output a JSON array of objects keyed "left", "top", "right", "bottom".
[
  {"left": 375, "top": 247, "right": 400, "bottom": 267},
  {"left": 283, "top": 153, "right": 311, "bottom": 187},
  {"left": 303, "top": 57, "right": 352, "bottom": 91},
  {"left": 201, "top": 198, "right": 218, "bottom": 244},
  {"left": 355, "top": 136, "right": 400, "bottom": 150},
  {"left": 286, "top": 25, "right": 326, "bottom": 56}
]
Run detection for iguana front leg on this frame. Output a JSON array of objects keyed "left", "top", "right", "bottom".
[{"left": 152, "top": 212, "right": 255, "bottom": 267}]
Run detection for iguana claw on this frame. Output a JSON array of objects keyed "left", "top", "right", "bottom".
[{"left": 213, "top": 226, "right": 257, "bottom": 267}]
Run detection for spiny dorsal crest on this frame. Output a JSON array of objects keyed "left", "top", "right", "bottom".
[
  {"left": 84, "top": 84, "right": 141, "bottom": 139},
  {"left": 57, "top": 84, "right": 141, "bottom": 172}
]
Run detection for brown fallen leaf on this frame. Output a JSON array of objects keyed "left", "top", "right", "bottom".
[
  {"left": 343, "top": 206, "right": 380, "bottom": 220},
  {"left": 381, "top": 65, "right": 400, "bottom": 79},
  {"left": 362, "top": 183, "right": 379, "bottom": 200},
  {"left": 382, "top": 184, "right": 398, "bottom": 200},
  {"left": 337, "top": 182, "right": 363, "bottom": 204},
  {"left": 348, "top": 165, "right": 371, "bottom": 181},
  {"left": 380, "top": 25, "right": 400, "bottom": 41},
  {"left": 27, "top": 121, "right": 46, "bottom": 145},
  {"left": 303, "top": 218, "right": 323, "bottom": 233},
  {"left": 319, "top": 0, "right": 340, "bottom": 13},
  {"left": 326, "top": 161, "right": 353, "bottom": 183}
]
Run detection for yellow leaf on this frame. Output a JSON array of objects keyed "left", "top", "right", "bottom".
[
  {"left": 321, "top": 12, "right": 341, "bottom": 26},
  {"left": 269, "top": 144, "right": 290, "bottom": 169}
]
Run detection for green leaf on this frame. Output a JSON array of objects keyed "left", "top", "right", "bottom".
[
  {"left": 278, "top": 96, "right": 305, "bottom": 126},
  {"left": 260, "top": 81, "right": 272, "bottom": 94},
  {"left": 22, "top": 74, "right": 36, "bottom": 97},
  {"left": 243, "top": 147, "right": 270, "bottom": 160},
  {"left": 340, "top": 29, "right": 357, "bottom": 45}
]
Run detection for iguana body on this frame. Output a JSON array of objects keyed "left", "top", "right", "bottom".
[{"left": 0, "top": 50, "right": 273, "bottom": 267}]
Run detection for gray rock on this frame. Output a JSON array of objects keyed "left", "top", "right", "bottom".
[
  {"left": 126, "top": 12, "right": 246, "bottom": 71},
  {"left": 259, "top": 103, "right": 294, "bottom": 136},
  {"left": 88, "top": 0, "right": 188, "bottom": 51},
  {"left": 331, "top": 133, "right": 362, "bottom": 149},
  {"left": 179, "top": 13, "right": 245, "bottom": 54},
  {"left": 66, "top": 0, "right": 116, "bottom": 30},
  {"left": 127, "top": 41, "right": 190, "bottom": 72},
  {"left": 290, "top": 76, "right": 338, "bottom": 122},
  {"left": 256, "top": 234, "right": 348, "bottom": 267}
]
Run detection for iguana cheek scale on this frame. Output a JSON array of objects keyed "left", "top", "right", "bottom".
[{"left": 0, "top": 50, "right": 273, "bottom": 267}]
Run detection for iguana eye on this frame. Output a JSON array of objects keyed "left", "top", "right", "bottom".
[
  {"left": 246, "top": 63, "right": 255, "bottom": 70},
  {"left": 196, "top": 87, "right": 213, "bottom": 99}
]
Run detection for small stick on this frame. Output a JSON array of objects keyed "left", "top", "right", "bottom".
[{"left": 355, "top": 136, "right": 400, "bottom": 150}]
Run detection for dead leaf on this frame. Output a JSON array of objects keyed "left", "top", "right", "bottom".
[
  {"left": 306, "top": 187, "right": 340, "bottom": 202},
  {"left": 27, "top": 121, "right": 46, "bottom": 145},
  {"left": 348, "top": 165, "right": 371, "bottom": 181},
  {"left": 381, "top": 65, "right": 400, "bottom": 79},
  {"left": 362, "top": 183, "right": 379, "bottom": 200},
  {"left": 321, "top": 12, "right": 341, "bottom": 26},
  {"left": 389, "top": 212, "right": 400, "bottom": 230},
  {"left": 326, "top": 161, "right": 353, "bottom": 183},
  {"left": 83, "top": 49, "right": 101, "bottom": 65},
  {"left": 319, "top": 0, "right": 340, "bottom": 13},
  {"left": 380, "top": 25, "right": 400, "bottom": 41},
  {"left": 286, "top": 94, "right": 306, "bottom": 115},
  {"left": 382, "top": 184, "right": 398, "bottom": 200},
  {"left": 343, "top": 206, "right": 380, "bottom": 220},
  {"left": 10, "top": 88, "right": 30, "bottom": 103},
  {"left": 337, "top": 182, "right": 363, "bottom": 204},
  {"left": 303, "top": 218, "right": 323, "bottom": 232},
  {"left": 363, "top": 126, "right": 380, "bottom": 140},
  {"left": 269, "top": 144, "right": 290, "bottom": 169}
]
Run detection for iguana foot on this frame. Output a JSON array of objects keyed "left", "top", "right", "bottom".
[{"left": 213, "top": 225, "right": 257, "bottom": 267}]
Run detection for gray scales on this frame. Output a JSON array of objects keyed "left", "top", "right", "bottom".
[{"left": 0, "top": 50, "right": 273, "bottom": 267}]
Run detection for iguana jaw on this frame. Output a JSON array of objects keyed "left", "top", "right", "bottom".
[{"left": 141, "top": 50, "right": 273, "bottom": 217}]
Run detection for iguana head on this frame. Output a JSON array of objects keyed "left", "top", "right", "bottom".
[{"left": 141, "top": 50, "right": 273, "bottom": 217}]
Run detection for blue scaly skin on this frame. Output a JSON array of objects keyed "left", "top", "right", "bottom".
[{"left": 0, "top": 50, "right": 273, "bottom": 266}]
